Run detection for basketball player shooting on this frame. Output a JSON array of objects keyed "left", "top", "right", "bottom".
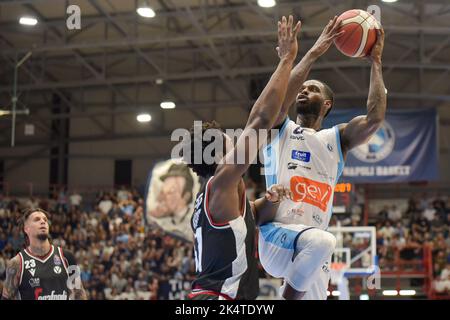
[
  {"left": 2, "top": 209, "right": 87, "bottom": 300},
  {"left": 259, "top": 16, "right": 386, "bottom": 300},
  {"left": 184, "top": 16, "right": 301, "bottom": 300}
]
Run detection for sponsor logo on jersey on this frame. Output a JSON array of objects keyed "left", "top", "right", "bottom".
[
  {"left": 288, "top": 162, "right": 298, "bottom": 169},
  {"left": 36, "top": 290, "right": 68, "bottom": 300},
  {"left": 291, "top": 127, "right": 305, "bottom": 140},
  {"left": 29, "top": 278, "right": 40, "bottom": 288},
  {"left": 317, "top": 171, "right": 335, "bottom": 184},
  {"left": 290, "top": 176, "right": 332, "bottom": 212},
  {"left": 291, "top": 150, "right": 311, "bottom": 163},
  {"left": 54, "top": 266, "right": 62, "bottom": 274},
  {"left": 327, "top": 143, "right": 333, "bottom": 152},
  {"left": 34, "top": 288, "right": 43, "bottom": 300},
  {"left": 287, "top": 162, "right": 311, "bottom": 171},
  {"left": 54, "top": 254, "right": 62, "bottom": 266},
  {"left": 287, "top": 208, "right": 304, "bottom": 217},
  {"left": 293, "top": 127, "right": 304, "bottom": 135},
  {"left": 290, "top": 135, "right": 305, "bottom": 141},
  {"left": 29, "top": 268, "right": 36, "bottom": 276},
  {"left": 313, "top": 213, "right": 323, "bottom": 225},
  {"left": 351, "top": 121, "right": 395, "bottom": 163},
  {"left": 322, "top": 261, "right": 330, "bottom": 273}
]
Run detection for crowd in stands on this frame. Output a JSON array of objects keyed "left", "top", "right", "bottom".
[
  {"left": 1, "top": 184, "right": 450, "bottom": 298},
  {"left": 0, "top": 188, "right": 196, "bottom": 300},
  {"left": 328, "top": 192, "right": 450, "bottom": 295},
  {"left": 376, "top": 196, "right": 450, "bottom": 283}
]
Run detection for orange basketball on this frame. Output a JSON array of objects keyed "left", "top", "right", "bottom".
[{"left": 334, "top": 9, "right": 380, "bottom": 58}]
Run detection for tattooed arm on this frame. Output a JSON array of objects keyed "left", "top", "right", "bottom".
[
  {"left": 63, "top": 250, "right": 87, "bottom": 300},
  {"left": 70, "top": 277, "right": 87, "bottom": 300},
  {"left": 2, "top": 255, "right": 21, "bottom": 300},
  {"left": 71, "top": 282, "right": 87, "bottom": 300}
]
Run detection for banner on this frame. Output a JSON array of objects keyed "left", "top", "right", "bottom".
[
  {"left": 144, "top": 159, "right": 200, "bottom": 240},
  {"left": 323, "top": 108, "right": 438, "bottom": 183}
]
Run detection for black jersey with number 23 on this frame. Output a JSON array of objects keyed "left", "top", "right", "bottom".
[{"left": 17, "top": 245, "right": 71, "bottom": 300}]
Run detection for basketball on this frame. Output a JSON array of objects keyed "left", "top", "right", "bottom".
[{"left": 334, "top": 9, "right": 380, "bottom": 58}]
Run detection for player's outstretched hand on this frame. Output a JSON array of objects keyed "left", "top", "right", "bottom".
[
  {"left": 309, "top": 15, "right": 344, "bottom": 58},
  {"left": 276, "top": 15, "right": 301, "bottom": 62},
  {"left": 265, "top": 184, "right": 293, "bottom": 204}
]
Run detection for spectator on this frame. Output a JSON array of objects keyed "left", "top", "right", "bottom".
[
  {"left": 56, "top": 187, "right": 69, "bottom": 213},
  {"left": 0, "top": 232, "right": 8, "bottom": 251},
  {"left": 378, "top": 205, "right": 389, "bottom": 221},
  {"left": 411, "top": 213, "right": 430, "bottom": 237},
  {"left": 388, "top": 205, "right": 402, "bottom": 222},
  {"left": 24, "top": 197, "right": 40, "bottom": 210},
  {"left": 434, "top": 264, "right": 450, "bottom": 294},
  {"left": 423, "top": 203, "right": 436, "bottom": 222},
  {"left": 117, "top": 186, "right": 129, "bottom": 202},
  {"left": 99, "top": 195, "right": 113, "bottom": 215},
  {"left": 70, "top": 190, "right": 83, "bottom": 210},
  {"left": 406, "top": 197, "right": 420, "bottom": 217},
  {"left": 434, "top": 251, "right": 448, "bottom": 277},
  {"left": 379, "top": 221, "right": 396, "bottom": 240},
  {"left": 418, "top": 193, "right": 431, "bottom": 211},
  {"left": 399, "top": 235, "right": 422, "bottom": 263},
  {"left": 0, "top": 193, "right": 7, "bottom": 209},
  {"left": 8, "top": 229, "right": 24, "bottom": 252},
  {"left": 0, "top": 254, "right": 6, "bottom": 277},
  {"left": 430, "top": 216, "right": 445, "bottom": 236}
]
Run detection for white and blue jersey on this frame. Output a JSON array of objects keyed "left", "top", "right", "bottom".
[
  {"left": 262, "top": 118, "right": 345, "bottom": 229},
  {"left": 258, "top": 118, "right": 345, "bottom": 300}
]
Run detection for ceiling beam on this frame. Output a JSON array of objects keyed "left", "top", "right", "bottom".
[
  {"left": 3, "top": 61, "right": 450, "bottom": 92},
  {"left": 3, "top": 24, "right": 450, "bottom": 55}
]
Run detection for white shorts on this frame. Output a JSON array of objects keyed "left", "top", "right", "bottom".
[{"left": 258, "top": 222, "right": 331, "bottom": 300}]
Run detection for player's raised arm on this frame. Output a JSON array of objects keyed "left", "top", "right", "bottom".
[
  {"left": 273, "top": 16, "right": 343, "bottom": 127},
  {"left": 214, "top": 15, "right": 300, "bottom": 187},
  {"left": 1, "top": 256, "right": 21, "bottom": 300},
  {"left": 339, "top": 28, "right": 386, "bottom": 157}
]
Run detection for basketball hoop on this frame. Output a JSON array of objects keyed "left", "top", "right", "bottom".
[{"left": 330, "top": 262, "right": 347, "bottom": 285}]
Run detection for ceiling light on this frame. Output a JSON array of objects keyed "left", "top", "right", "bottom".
[
  {"left": 382, "top": 0, "right": 398, "bottom": 3},
  {"left": 160, "top": 101, "right": 176, "bottom": 109},
  {"left": 359, "top": 294, "right": 369, "bottom": 300},
  {"left": 257, "top": 0, "right": 276, "bottom": 8},
  {"left": 137, "top": 113, "right": 151, "bottom": 122},
  {"left": 137, "top": 7, "right": 155, "bottom": 18},
  {"left": 19, "top": 16, "right": 38, "bottom": 26}
]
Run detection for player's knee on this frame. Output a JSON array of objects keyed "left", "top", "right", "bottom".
[{"left": 307, "top": 229, "right": 336, "bottom": 256}]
